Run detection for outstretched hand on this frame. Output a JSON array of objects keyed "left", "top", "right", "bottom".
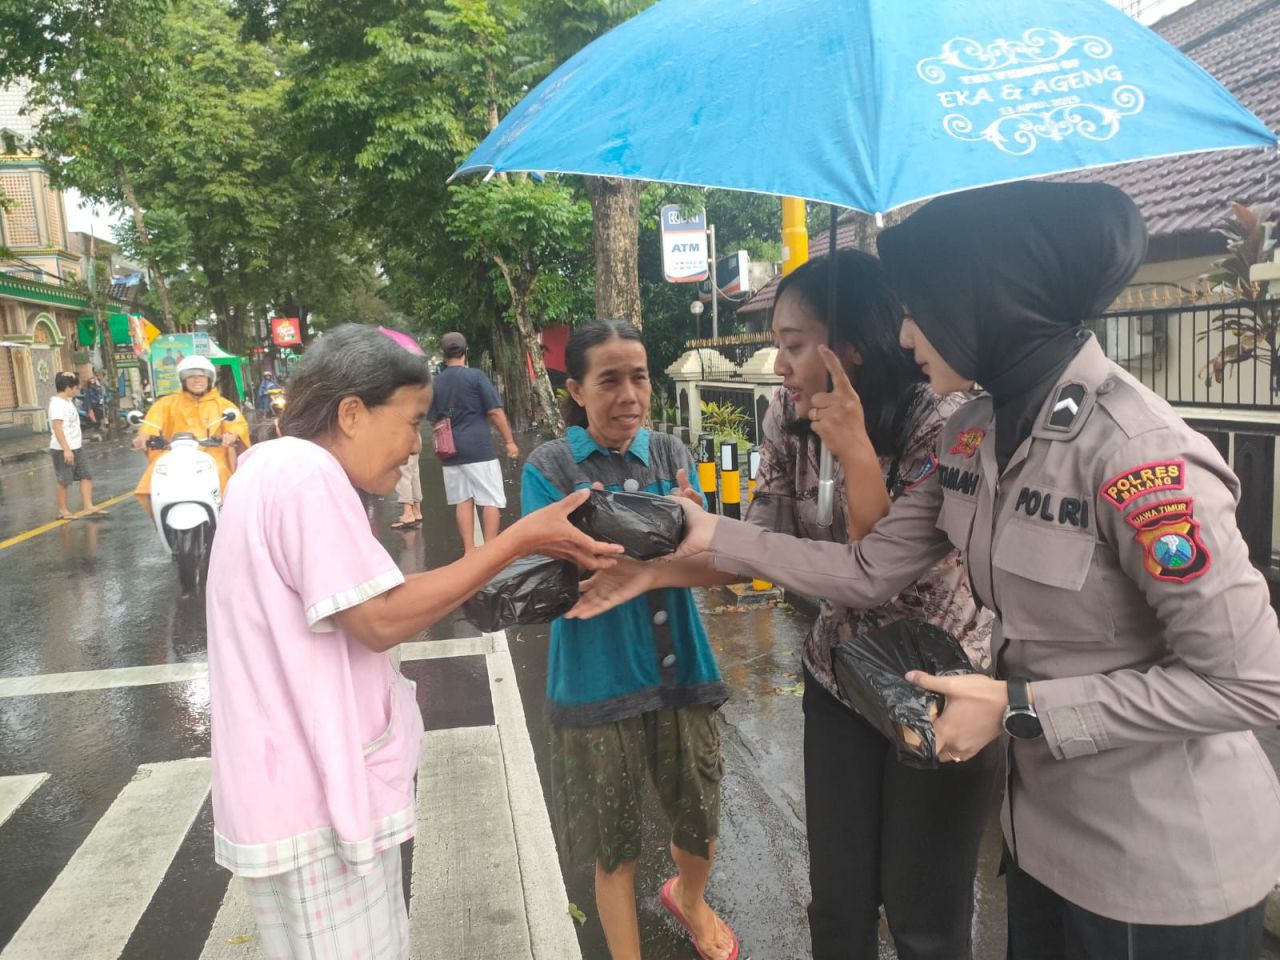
[
  {"left": 905, "top": 672, "right": 1009, "bottom": 763},
  {"left": 566, "top": 557, "right": 654, "bottom": 619},
  {"left": 514, "top": 488, "right": 625, "bottom": 570},
  {"left": 670, "top": 492, "right": 719, "bottom": 559},
  {"left": 808, "top": 345, "right": 873, "bottom": 461}
]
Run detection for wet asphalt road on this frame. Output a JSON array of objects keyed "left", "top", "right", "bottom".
[{"left": 3, "top": 434, "right": 1268, "bottom": 959}]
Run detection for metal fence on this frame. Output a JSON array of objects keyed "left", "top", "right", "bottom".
[{"left": 1092, "top": 297, "right": 1280, "bottom": 410}]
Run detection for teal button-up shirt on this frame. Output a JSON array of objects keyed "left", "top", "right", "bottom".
[{"left": 521, "top": 427, "right": 727, "bottom": 726}]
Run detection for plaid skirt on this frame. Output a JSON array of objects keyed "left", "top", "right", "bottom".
[{"left": 242, "top": 843, "right": 410, "bottom": 960}]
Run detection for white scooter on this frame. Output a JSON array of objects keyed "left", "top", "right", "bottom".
[{"left": 129, "top": 408, "right": 239, "bottom": 593}]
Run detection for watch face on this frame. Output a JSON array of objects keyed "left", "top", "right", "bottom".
[{"left": 1004, "top": 710, "right": 1042, "bottom": 740}]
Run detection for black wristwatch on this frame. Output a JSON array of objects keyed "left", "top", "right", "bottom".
[{"left": 1002, "top": 677, "right": 1043, "bottom": 740}]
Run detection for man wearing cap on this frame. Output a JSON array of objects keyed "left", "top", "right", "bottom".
[{"left": 429, "top": 332, "right": 519, "bottom": 554}]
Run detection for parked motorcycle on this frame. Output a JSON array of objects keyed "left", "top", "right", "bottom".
[{"left": 128, "top": 408, "right": 239, "bottom": 593}]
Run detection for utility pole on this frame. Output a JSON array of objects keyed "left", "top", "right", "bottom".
[
  {"left": 781, "top": 197, "right": 809, "bottom": 276},
  {"left": 708, "top": 223, "right": 719, "bottom": 340}
]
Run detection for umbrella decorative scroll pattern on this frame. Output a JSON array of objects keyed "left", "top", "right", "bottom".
[{"left": 455, "top": 0, "right": 1277, "bottom": 525}]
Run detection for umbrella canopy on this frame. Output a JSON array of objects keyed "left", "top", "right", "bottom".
[
  {"left": 456, "top": 0, "right": 1276, "bottom": 214},
  {"left": 377, "top": 326, "right": 425, "bottom": 356}
]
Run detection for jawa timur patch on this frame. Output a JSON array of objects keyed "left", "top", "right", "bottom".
[
  {"left": 1101, "top": 460, "right": 1185, "bottom": 509},
  {"left": 1126, "top": 497, "right": 1210, "bottom": 583},
  {"left": 949, "top": 429, "right": 985, "bottom": 458}
]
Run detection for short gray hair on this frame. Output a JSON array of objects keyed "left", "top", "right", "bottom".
[{"left": 281, "top": 325, "right": 432, "bottom": 440}]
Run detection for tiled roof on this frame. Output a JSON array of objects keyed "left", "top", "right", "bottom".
[
  {"left": 738, "top": 216, "right": 873, "bottom": 315},
  {"left": 1057, "top": 0, "right": 1280, "bottom": 238}
]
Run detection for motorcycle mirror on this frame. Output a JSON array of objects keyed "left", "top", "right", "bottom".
[
  {"left": 127, "top": 411, "right": 144, "bottom": 425},
  {"left": 222, "top": 409, "right": 238, "bottom": 422}
]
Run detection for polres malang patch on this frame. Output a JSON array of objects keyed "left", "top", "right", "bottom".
[{"left": 1101, "top": 460, "right": 1185, "bottom": 509}]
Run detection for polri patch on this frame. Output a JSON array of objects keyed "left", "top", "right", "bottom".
[
  {"left": 1128, "top": 498, "right": 1210, "bottom": 583},
  {"left": 949, "top": 429, "right": 986, "bottom": 458},
  {"left": 1101, "top": 460, "right": 1184, "bottom": 509}
]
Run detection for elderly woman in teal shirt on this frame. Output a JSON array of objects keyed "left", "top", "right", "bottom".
[{"left": 521, "top": 320, "right": 738, "bottom": 960}]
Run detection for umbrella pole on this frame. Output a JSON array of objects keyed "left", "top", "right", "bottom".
[{"left": 815, "top": 204, "right": 840, "bottom": 528}]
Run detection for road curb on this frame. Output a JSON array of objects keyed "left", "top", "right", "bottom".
[{"left": 0, "top": 446, "right": 48, "bottom": 466}]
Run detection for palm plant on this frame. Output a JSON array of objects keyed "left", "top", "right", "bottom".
[{"left": 1197, "top": 202, "right": 1278, "bottom": 391}]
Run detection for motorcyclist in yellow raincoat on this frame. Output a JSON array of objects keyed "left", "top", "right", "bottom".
[{"left": 133, "top": 355, "right": 250, "bottom": 517}]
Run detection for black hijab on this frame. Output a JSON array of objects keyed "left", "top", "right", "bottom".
[{"left": 876, "top": 181, "right": 1148, "bottom": 471}]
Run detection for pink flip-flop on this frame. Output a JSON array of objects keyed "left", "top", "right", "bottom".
[{"left": 658, "top": 876, "right": 740, "bottom": 960}]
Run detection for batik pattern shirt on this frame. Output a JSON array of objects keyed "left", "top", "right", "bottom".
[{"left": 745, "top": 387, "right": 991, "bottom": 703}]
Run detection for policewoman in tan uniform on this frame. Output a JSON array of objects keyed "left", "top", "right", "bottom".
[{"left": 672, "top": 182, "right": 1280, "bottom": 959}]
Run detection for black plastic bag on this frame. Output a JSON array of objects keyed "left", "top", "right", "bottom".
[
  {"left": 568, "top": 489, "right": 685, "bottom": 561},
  {"left": 460, "top": 555, "right": 580, "bottom": 632},
  {"left": 832, "top": 620, "right": 978, "bottom": 768}
]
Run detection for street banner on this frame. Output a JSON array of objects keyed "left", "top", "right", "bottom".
[
  {"left": 150, "top": 333, "right": 212, "bottom": 396},
  {"left": 660, "top": 205, "right": 709, "bottom": 283},
  {"left": 272, "top": 317, "right": 303, "bottom": 347}
]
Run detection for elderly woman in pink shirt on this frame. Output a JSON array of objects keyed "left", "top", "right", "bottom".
[{"left": 206, "top": 324, "right": 620, "bottom": 960}]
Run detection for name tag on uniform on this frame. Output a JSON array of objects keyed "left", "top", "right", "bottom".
[{"left": 1013, "top": 487, "right": 1091, "bottom": 529}]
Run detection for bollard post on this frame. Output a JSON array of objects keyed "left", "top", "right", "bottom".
[
  {"left": 697, "top": 433, "right": 718, "bottom": 514},
  {"left": 719, "top": 440, "right": 741, "bottom": 520},
  {"left": 747, "top": 446, "right": 773, "bottom": 591}
]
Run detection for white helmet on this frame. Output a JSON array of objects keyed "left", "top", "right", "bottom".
[{"left": 177, "top": 355, "right": 216, "bottom": 384}]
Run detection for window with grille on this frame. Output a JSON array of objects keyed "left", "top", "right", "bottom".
[{"left": 0, "top": 173, "right": 40, "bottom": 247}]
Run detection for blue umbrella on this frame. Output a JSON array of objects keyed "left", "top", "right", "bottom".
[
  {"left": 455, "top": 0, "right": 1276, "bottom": 523},
  {"left": 457, "top": 0, "right": 1274, "bottom": 212}
]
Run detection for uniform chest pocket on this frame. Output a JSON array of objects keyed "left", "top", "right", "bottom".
[
  {"left": 936, "top": 491, "right": 978, "bottom": 551},
  {"left": 992, "top": 520, "right": 1095, "bottom": 592}
]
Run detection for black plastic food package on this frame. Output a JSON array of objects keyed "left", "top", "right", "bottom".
[
  {"left": 832, "top": 619, "right": 978, "bottom": 768},
  {"left": 460, "top": 555, "right": 580, "bottom": 632},
  {"left": 568, "top": 489, "right": 685, "bottom": 561}
]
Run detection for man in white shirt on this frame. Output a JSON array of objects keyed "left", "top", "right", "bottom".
[{"left": 48, "top": 372, "right": 106, "bottom": 520}]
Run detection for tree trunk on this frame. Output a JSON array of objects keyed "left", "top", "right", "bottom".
[
  {"left": 491, "top": 310, "right": 532, "bottom": 432},
  {"left": 116, "top": 164, "right": 175, "bottom": 332},
  {"left": 512, "top": 299, "right": 563, "bottom": 434},
  {"left": 585, "top": 176, "right": 642, "bottom": 329}
]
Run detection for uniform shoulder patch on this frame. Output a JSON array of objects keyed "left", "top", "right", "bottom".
[
  {"left": 1100, "top": 459, "right": 1185, "bottom": 509},
  {"left": 1126, "top": 497, "right": 1210, "bottom": 582},
  {"left": 1046, "top": 383, "right": 1088, "bottom": 430},
  {"left": 904, "top": 453, "right": 938, "bottom": 492},
  {"left": 948, "top": 429, "right": 985, "bottom": 458}
]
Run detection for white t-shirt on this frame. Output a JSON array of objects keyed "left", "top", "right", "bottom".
[{"left": 48, "top": 395, "right": 82, "bottom": 451}]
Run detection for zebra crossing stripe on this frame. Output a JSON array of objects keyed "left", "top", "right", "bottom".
[
  {"left": 409, "top": 725, "right": 533, "bottom": 959},
  {"left": 0, "top": 758, "right": 211, "bottom": 960},
  {"left": 197, "top": 878, "right": 264, "bottom": 960},
  {"left": 0, "top": 773, "right": 48, "bottom": 829},
  {"left": 0, "top": 662, "right": 208, "bottom": 699}
]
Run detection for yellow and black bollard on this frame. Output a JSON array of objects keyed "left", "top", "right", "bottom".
[
  {"left": 697, "top": 433, "right": 718, "bottom": 514},
  {"left": 719, "top": 440, "right": 742, "bottom": 520},
  {"left": 747, "top": 446, "right": 774, "bottom": 592}
]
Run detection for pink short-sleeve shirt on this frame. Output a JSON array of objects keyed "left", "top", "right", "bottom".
[{"left": 207, "top": 437, "right": 424, "bottom": 878}]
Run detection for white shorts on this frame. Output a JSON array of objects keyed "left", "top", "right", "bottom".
[
  {"left": 442, "top": 459, "right": 506, "bottom": 508},
  {"left": 241, "top": 844, "right": 409, "bottom": 959}
]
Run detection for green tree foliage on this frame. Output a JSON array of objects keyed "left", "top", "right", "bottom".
[{"left": 447, "top": 177, "right": 592, "bottom": 431}]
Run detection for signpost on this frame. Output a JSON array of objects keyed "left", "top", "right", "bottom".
[{"left": 660, "top": 205, "right": 709, "bottom": 284}]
